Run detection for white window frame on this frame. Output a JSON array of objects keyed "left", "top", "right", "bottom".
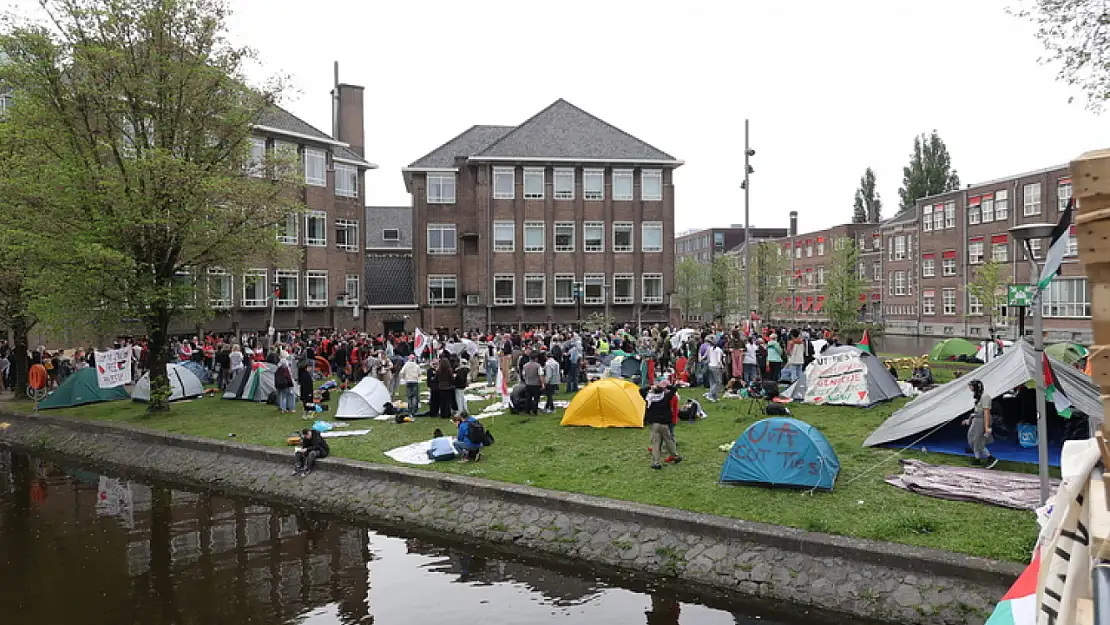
[
  {"left": 554, "top": 222, "right": 575, "bottom": 253},
  {"left": 894, "top": 236, "right": 906, "bottom": 260},
  {"left": 817, "top": 240, "right": 825, "bottom": 256},
  {"left": 241, "top": 269, "right": 267, "bottom": 308},
  {"left": 334, "top": 163, "right": 358, "bottom": 198},
  {"left": 1023, "top": 183, "right": 1042, "bottom": 216},
  {"left": 922, "top": 258, "right": 935, "bottom": 277},
  {"left": 1066, "top": 231, "right": 1079, "bottom": 257},
  {"left": 304, "top": 148, "right": 327, "bottom": 187},
  {"left": 922, "top": 292, "right": 935, "bottom": 316},
  {"left": 493, "top": 274, "right": 515, "bottom": 306},
  {"left": 275, "top": 269, "right": 299, "bottom": 308},
  {"left": 942, "top": 257, "right": 957, "bottom": 277},
  {"left": 277, "top": 212, "right": 298, "bottom": 245},
  {"left": 492, "top": 167, "right": 515, "bottom": 200},
  {"left": 944, "top": 201, "right": 956, "bottom": 229},
  {"left": 968, "top": 240, "right": 984, "bottom": 265},
  {"left": 304, "top": 211, "right": 327, "bottom": 247},
  {"left": 523, "top": 274, "right": 545, "bottom": 305},
  {"left": 583, "top": 221, "right": 605, "bottom": 253},
  {"left": 427, "top": 173, "right": 457, "bottom": 204},
  {"left": 641, "top": 170, "right": 662, "bottom": 201},
  {"left": 612, "top": 169, "right": 633, "bottom": 201},
  {"left": 344, "top": 274, "right": 360, "bottom": 306},
  {"left": 933, "top": 206, "right": 944, "bottom": 231},
  {"left": 996, "top": 190, "right": 1009, "bottom": 220},
  {"left": 642, "top": 222, "right": 663, "bottom": 252},
  {"left": 982, "top": 197, "right": 995, "bottom": 222},
  {"left": 922, "top": 206, "right": 933, "bottom": 232},
  {"left": 613, "top": 222, "right": 634, "bottom": 253},
  {"left": 247, "top": 138, "right": 266, "bottom": 177},
  {"left": 1058, "top": 181, "right": 1073, "bottom": 211},
  {"left": 1042, "top": 277, "right": 1090, "bottom": 319},
  {"left": 992, "top": 239, "right": 1008, "bottom": 262},
  {"left": 642, "top": 273, "right": 664, "bottom": 304},
  {"left": 583, "top": 168, "right": 604, "bottom": 200},
  {"left": 428, "top": 275, "right": 457, "bottom": 306},
  {"left": 335, "top": 219, "right": 359, "bottom": 252},
  {"left": 968, "top": 203, "right": 980, "bottom": 225},
  {"left": 382, "top": 228, "right": 400, "bottom": 242},
  {"left": 583, "top": 273, "right": 605, "bottom": 305},
  {"left": 523, "top": 221, "right": 545, "bottom": 253},
  {"left": 806, "top": 243, "right": 813, "bottom": 258},
  {"left": 1027, "top": 238, "right": 1043, "bottom": 260},
  {"left": 613, "top": 273, "right": 634, "bottom": 304},
  {"left": 493, "top": 221, "right": 515, "bottom": 252},
  {"left": 872, "top": 261, "right": 881, "bottom": 281},
  {"left": 523, "top": 167, "right": 545, "bottom": 200},
  {"left": 207, "top": 267, "right": 233, "bottom": 308},
  {"left": 554, "top": 168, "right": 575, "bottom": 200},
  {"left": 942, "top": 288, "right": 956, "bottom": 316},
  {"left": 816, "top": 266, "right": 825, "bottom": 285},
  {"left": 427, "top": 223, "right": 457, "bottom": 255},
  {"left": 305, "top": 270, "right": 328, "bottom": 308},
  {"left": 554, "top": 274, "right": 576, "bottom": 305},
  {"left": 968, "top": 292, "right": 983, "bottom": 316},
  {"left": 894, "top": 271, "right": 906, "bottom": 296}
]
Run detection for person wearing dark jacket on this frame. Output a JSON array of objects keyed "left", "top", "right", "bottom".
[
  {"left": 297, "top": 362, "right": 314, "bottom": 409},
  {"left": 294, "top": 428, "right": 330, "bottom": 476},
  {"left": 641, "top": 382, "right": 681, "bottom": 470},
  {"left": 436, "top": 353, "right": 455, "bottom": 418}
]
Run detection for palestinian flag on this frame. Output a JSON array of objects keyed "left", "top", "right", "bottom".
[
  {"left": 1037, "top": 197, "right": 1074, "bottom": 291},
  {"left": 858, "top": 329, "right": 873, "bottom": 354},
  {"left": 496, "top": 366, "right": 511, "bottom": 408},
  {"left": 1043, "top": 352, "right": 1074, "bottom": 419},
  {"left": 985, "top": 552, "right": 1039, "bottom": 625}
]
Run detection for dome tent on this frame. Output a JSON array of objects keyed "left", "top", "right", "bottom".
[
  {"left": 719, "top": 418, "right": 840, "bottom": 490},
  {"left": 38, "top": 368, "right": 131, "bottom": 409},
  {"left": 560, "top": 378, "right": 645, "bottom": 428},
  {"left": 132, "top": 364, "right": 204, "bottom": 403},
  {"left": 929, "top": 338, "right": 979, "bottom": 362},
  {"left": 222, "top": 362, "right": 297, "bottom": 403},
  {"left": 783, "top": 345, "right": 902, "bottom": 407},
  {"left": 335, "top": 377, "right": 392, "bottom": 420}
]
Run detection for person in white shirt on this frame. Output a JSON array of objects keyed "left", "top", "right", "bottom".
[
  {"left": 398, "top": 355, "right": 422, "bottom": 414},
  {"left": 743, "top": 338, "right": 759, "bottom": 383},
  {"left": 426, "top": 428, "right": 456, "bottom": 461},
  {"left": 706, "top": 340, "right": 725, "bottom": 401},
  {"left": 229, "top": 345, "right": 244, "bottom": 372}
]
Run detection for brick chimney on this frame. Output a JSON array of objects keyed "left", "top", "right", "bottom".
[{"left": 331, "top": 62, "right": 365, "bottom": 157}]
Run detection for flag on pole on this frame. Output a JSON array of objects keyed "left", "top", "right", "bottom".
[
  {"left": 413, "top": 328, "right": 428, "bottom": 356},
  {"left": 984, "top": 551, "right": 1039, "bottom": 625},
  {"left": 858, "top": 329, "right": 872, "bottom": 354},
  {"left": 1037, "top": 197, "right": 1074, "bottom": 291},
  {"left": 496, "top": 366, "right": 511, "bottom": 408},
  {"left": 1043, "top": 353, "right": 1074, "bottom": 418}
]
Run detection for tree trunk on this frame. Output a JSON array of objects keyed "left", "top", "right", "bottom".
[
  {"left": 10, "top": 317, "right": 31, "bottom": 401},
  {"left": 144, "top": 308, "right": 172, "bottom": 413}
]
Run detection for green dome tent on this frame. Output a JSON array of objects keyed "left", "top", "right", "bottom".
[
  {"left": 38, "top": 367, "right": 131, "bottom": 409},
  {"left": 1045, "top": 343, "right": 1088, "bottom": 366},
  {"left": 929, "top": 338, "right": 979, "bottom": 362}
]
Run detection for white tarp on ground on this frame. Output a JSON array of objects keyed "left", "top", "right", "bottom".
[
  {"left": 784, "top": 345, "right": 903, "bottom": 407},
  {"left": 335, "top": 377, "right": 392, "bottom": 420},
  {"left": 864, "top": 340, "right": 1104, "bottom": 448},
  {"left": 131, "top": 364, "right": 204, "bottom": 402},
  {"left": 384, "top": 437, "right": 457, "bottom": 465}
]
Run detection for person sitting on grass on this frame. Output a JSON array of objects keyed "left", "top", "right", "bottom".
[
  {"left": 642, "top": 380, "right": 681, "bottom": 470},
  {"left": 426, "top": 428, "right": 456, "bottom": 462},
  {"left": 293, "top": 428, "right": 329, "bottom": 476},
  {"left": 451, "top": 412, "right": 484, "bottom": 463}
]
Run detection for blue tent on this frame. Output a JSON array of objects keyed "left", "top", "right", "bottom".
[{"left": 719, "top": 418, "right": 841, "bottom": 490}]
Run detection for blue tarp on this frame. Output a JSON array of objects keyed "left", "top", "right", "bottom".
[
  {"left": 880, "top": 414, "right": 1075, "bottom": 467},
  {"left": 719, "top": 417, "right": 840, "bottom": 490}
]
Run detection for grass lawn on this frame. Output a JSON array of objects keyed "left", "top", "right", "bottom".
[{"left": 46, "top": 372, "right": 1037, "bottom": 563}]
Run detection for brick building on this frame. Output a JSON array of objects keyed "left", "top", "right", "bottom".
[
  {"left": 363, "top": 205, "right": 417, "bottom": 334},
  {"left": 675, "top": 226, "right": 787, "bottom": 265},
  {"left": 402, "top": 99, "right": 683, "bottom": 333},
  {"left": 775, "top": 222, "right": 884, "bottom": 324}
]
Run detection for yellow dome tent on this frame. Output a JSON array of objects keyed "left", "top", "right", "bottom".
[{"left": 560, "top": 378, "right": 646, "bottom": 428}]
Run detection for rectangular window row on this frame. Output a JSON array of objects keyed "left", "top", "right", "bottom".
[
  {"left": 208, "top": 269, "right": 358, "bottom": 309},
  {"left": 491, "top": 167, "right": 662, "bottom": 202},
  {"left": 247, "top": 138, "right": 357, "bottom": 198},
  {"left": 275, "top": 213, "right": 359, "bottom": 252},
  {"left": 426, "top": 274, "right": 663, "bottom": 307},
  {"left": 463, "top": 221, "right": 664, "bottom": 254}
]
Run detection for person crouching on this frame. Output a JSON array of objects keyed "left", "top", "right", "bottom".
[
  {"left": 294, "top": 428, "right": 330, "bottom": 476},
  {"left": 451, "top": 412, "right": 483, "bottom": 463},
  {"left": 641, "top": 381, "right": 681, "bottom": 470}
]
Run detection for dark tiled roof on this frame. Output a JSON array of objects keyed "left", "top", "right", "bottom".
[
  {"left": 257, "top": 107, "right": 333, "bottom": 141},
  {"left": 365, "top": 254, "right": 414, "bottom": 306},
  {"left": 334, "top": 145, "right": 373, "bottom": 167},
  {"left": 408, "top": 125, "right": 515, "bottom": 169},
  {"left": 476, "top": 99, "right": 677, "bottom": 162},
  {"left": 365, "top": 206, "right": 412, "bottom": 249}
]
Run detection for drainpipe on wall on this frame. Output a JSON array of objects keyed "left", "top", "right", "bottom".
[{"left": 486, "top": 165, "right": 493, "bottom": 335}]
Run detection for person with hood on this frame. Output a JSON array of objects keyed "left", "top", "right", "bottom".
[
  {"left": 293, "top": 428, "right": 330, "bottom": 476},
  {"left": 641, "top": 381, "right": 681, "bottom": 470}
]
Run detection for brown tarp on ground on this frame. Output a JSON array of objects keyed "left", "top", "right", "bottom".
[{"left": 885, "top": 459, "right": 1060, "bottom": 511}]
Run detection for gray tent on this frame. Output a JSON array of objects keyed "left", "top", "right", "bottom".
[
  {"left": 222, "top": 363, "right": 298, "bottom": 403},
  {"left": 864, "top": 340, "right": 1103, "bottom": 448},
  {"left": 784, "top": 345, "right": 903, "bottom": 407}
]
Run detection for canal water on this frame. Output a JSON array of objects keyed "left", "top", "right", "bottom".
[{"left": 0, "top": 451, "right": 847, "bottom": 625}]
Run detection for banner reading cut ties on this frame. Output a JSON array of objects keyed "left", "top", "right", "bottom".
[
  {"left": 94, "top": 347, "right": 132, "bottom": 389},
  {"left": 803, "top": 352, "right": 870, "bottom": 406}
]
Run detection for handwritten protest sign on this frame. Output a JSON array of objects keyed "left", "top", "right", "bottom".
[
  {"left": 95, "top": 347, "right": 132, "bottom": 389},
  {"left": 802, "top": 352, "right": 869, "bottom": 406}
]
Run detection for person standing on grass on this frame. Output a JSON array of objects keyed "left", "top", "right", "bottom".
[
  {"left": 542, "top": 351, "right": 561, "bottom": 413},
  {"left": 274, "top": 361, "right": 296, "bottom": 413},
  {"left": 436, "top": 352, "right": 455, "bottom": 418},
  {"left": 964, "top": 380, "right": 999, "bottom": 468},
  {"left": 785, "top": 330, "right": 805, "bottom": 382},
  {"left": 705, "top": 339, "right": 724, "bottom": 402},
  {"left": 642, "top": 381, "right": 681, "bottom": 470},
  {"left": 521, "top": 354, "right": 544, "bottom": 416}
]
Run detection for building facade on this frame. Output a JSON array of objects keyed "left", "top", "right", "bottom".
[
  {"left": 675, "top": 226, "right": 788, "bottom": 266},
  {"left": 775, "top": 222, "right": 884, "bottom": 324},
  {"left": 363, "top": 205, "right": 416, "bottom": 335},
  {"left": 403, "top": 99, "right": 682, "bottom": 333}
]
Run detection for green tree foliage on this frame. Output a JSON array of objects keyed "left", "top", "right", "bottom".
[
  {"left": 852, "top": 167, "right": 882, "bottom": 223},
  {"left": 708, "top": 254, "right": 739, "bottom": 322},
  {"left": 822, "top": 239, "right": 866, "bottom": 332},
  {"left": 897, "top": 131, "right": 960, "bottom": 214},
  {"left": 0, "top": 0, "right": 301, "bottom": 411},
  {"left": 674, "top": 258, "right": 708, "bottom": 320},
  {"left": 1012, "top": 0, "right": 1110, "bottom": 110},
  {"left": 967, "top": 259, "right": 1011, "bottom": 331},
  {"left": 750, "top": 241, "right": 788, "bottom": 323}
]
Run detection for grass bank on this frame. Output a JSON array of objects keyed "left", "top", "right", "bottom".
[{"left": 49, "top": 374, "right": 1036, "bottom": 563}]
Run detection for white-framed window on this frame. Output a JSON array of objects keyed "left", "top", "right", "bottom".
[
  {"left": 583, "top": 221, "right": 605, "bottom": 252},
  {"left": 306, "top": 270, "right": 328, "bottom": 307},
  {"left": 922, "top": 258, "right": 935, "bottom": 277},
  {"left": 968, "top": 292, "right": 983, "bottom": 316},
  {"left": 642, "top": 222, "right": 663, "bottom": 252},
  {"left": 242, "top": 269, "right": 267, "bottom": 307},
  {"left": 995, "top": 190, "right": 1009, "bottom": 220},
  {"left": 942, "top": 256, "right": 956, "bottom": 276},
  {"left": 817, "top": 240, "right": 825, "bottom": 256},
  {"left": 427, "top": 173, "right": 456, "bottom": 204},
  {"left": 1058, "top": 180, "right": 1073, "bottom": 211},
  {"left": 277, "top": 212, "right": 298, "bottom": 245},
  {"left": 583, "top": 168, "right": 604, "bottom": 200},
  {"left": 933, "top": 205, "right": 944, "bottom": 231},
  {"left": 304, "top": 148, "right": 327, "bottom": 186},
  {"left": 523, "top": 167, "right": 544, "bottom": 199},
  {"left": 554, "top": 274, "right": 575, "bottom": 305},
  {"left": 817, "top": 266, "right": 825, "bottom": 285},
  {"left": 944, "top": 201, "right": 956, "bottom": 229},
  {"left": 1026, "top": 238, "right": 1042, "bottom": 260},
  {"left": 524, "top": 221, "right": 545, "bottom": 253},
  {"left": 806, "top": 243, "right": 813, "bottom": 257},
  {"left": 344, "top": 274, "right": 360, "bottom": 306},
  {"left": 493, "top": 167, "right": 515, "bottom": 200},
  {"left": 872, "top": 235, "right": 881, "bottom": 251},
  {"left": 1067, "top": 228, "right": 1079, "bottom": 257},
  {"left": 493, "top": 274, "right": 515, "bottom": 306},
  {"left": 642, "top": 273, "right": 664, "bottom": 304},
  {"left": 524, "top": 274, "right": 545, "bottom": 305},
  {"left": 922, "top": 205, "right": 933, "bottom": 232},
  {"left": 554, "top": 168, "right": 575, "bottom": 200},
  {"left": 894, "top": 236, "right": 906, "bottom": 260},
  {"left": 872, "top": 261, "right": 881, "bottom": 281},
  {"left": 641, "top": 170, "right": 662, "bottom": 201},
  {"left": 554, "top": 222, "right": 575, "bottom": 252},
  {"left": 613, "top": 274, "right": 634, "bottom": 304},
  {"left": 806, "top": 270, "right": 815, "bottom": 286},
  {"left": 247, "top": 137, "right": 266, "bottom": 177},
  {"left": 968, "top": 203, "right": 980, "bottom": 225},
  {"left": 493, "top": 221, "right": 515, "bottom": 252},
  {"left": 275, "top": 269, "right": 299, "bottom": 307},
  {"left": 795, "top": 246, "right": 802, "bottom": 259},
  {"left": 888, "top": 272, "right": 895, "bottom": 296},
  {"left": 613, "top": 169, "right": 633, "bottom": 201},
  {"left": 0, "top": 90, "right": 12, "bottom": 118},
  {"left": 427, "top": 223, "right": 457, "bottom": 255},
  {"left": 383, "top": 228, "right": 400, "bottom": 242},
  {"left": 1023, "top": 183, "right": 1042, "bottom": 216},
  {"left": 305, "top": 211, "right": 327, "bottom": 246},
  {"left": 173, "top": 267, "right": 196, "bottom": 309},
  {"left": 584, "top": 274, "right": 605, "bottom": 304},
  {"left": 207, "top": 267, "right": 233, "bottom": 308},
  {"left": 922, "top": 291, "right": 935, "bottom": 316},
  {"left": 335, "top": 163, "right": 358, "bottom": 198},
  {"left": 1042, "top": 277, "right": 1090, "bottom": 318},
  {"left": 942, "top": 288, "right": 956, "bottom": 315},
  {"left": 273, "top": 141, "right": 298, "bottom": 179},
  {"left": 613, "top": 222, "right": 634, "bottom": 252},
  {"left": 968, "top": 240, "right": 984, "bottom": 265},
  {"left": 858, "top": 262, "right": 867, "bottom": 280},
  {"left": 982, "top": 196, "right": 995, "bottom": 222},
  {"left": 992, "top": 238, "right": 1008, "bottom": 262},
  {"left": 428, "top": 275, "right": 457, "bottom": 306},
  {"left": 336, "top": 219, "right": 359, "bottom": 252}
]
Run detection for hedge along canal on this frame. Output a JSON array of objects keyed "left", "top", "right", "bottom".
[{"left": 0, "top": 409, "right": 1019, "bottom": 625}]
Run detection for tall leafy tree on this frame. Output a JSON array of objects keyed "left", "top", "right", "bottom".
[
  {"left": 852, "top": 167, "right": 882, "bottom": 223},
  {"left": 1012, "top": 0, "right": 1110, "bottom": 110},
  {"left": 708, "top": 254, "right": 739, "bottom": 322},
  {"left": 967, "top": 259, "right": 1011, "bottom": 332},
  {"left": 674, "top": 258, "right": 708, "bottom": 321},
  {"left": 0, "top": 0, "right": 301, "bottom": 411},
  {"left": 748, "top": 241, "right": 788, "bottom": 323},
  {"left": 822, "top": 239, "right": 866, "bottom": 332},
  {"left": 897, "top": 131, "right": 960, "bottom": 214}
]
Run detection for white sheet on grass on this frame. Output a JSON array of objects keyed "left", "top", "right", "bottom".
[
  {"left": 321, "top": 429, "right": 371, "bottom": 438},
  {"left": 384, "top": 437, "right": 456, "bottom": 465}
]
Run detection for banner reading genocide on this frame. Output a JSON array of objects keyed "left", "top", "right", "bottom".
[
  {"left": 94, "top": 347, "right": 133, "bottom": 389},
  {"left": 803, "top": 351, "right": 870, "bottom": 406}
]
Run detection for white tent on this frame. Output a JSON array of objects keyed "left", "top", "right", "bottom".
[
  {"left": 669, "top": 329, "right": 697, "bottom": 350},
  {"left": 975, "top": 339, "right": 1014, "bottom": 363},
  {"left": 335, "top": 377, "right": 392, "bottom": 420},
  {"left": 783, "top": 345, "right": 903, "bottom": 407},
  {"left": 132, "top": 363, "right": 204, "bottom": 402}
]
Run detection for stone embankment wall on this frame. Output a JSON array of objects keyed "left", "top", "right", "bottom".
[{"left": 0, "top": 410, "right": 1019, "bottom": 625}]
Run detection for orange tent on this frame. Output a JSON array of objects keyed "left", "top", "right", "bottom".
[{"left": 314, "top": 356, "right": 331, "bottom": 376}]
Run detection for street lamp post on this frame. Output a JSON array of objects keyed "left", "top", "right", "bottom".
[
  {"left": 1009, "top": 222, "right": 1056, "bottom": 504},
  {"left": 267, "top": 281, "right": 281, "bottom": 350},
  {"left": 742, "top": 120, "right": 755, "bottom": 319}
]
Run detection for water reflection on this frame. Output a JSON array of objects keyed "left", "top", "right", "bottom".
[{"left": 0, "top": 450, "right": 829, "bottom": 625}]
